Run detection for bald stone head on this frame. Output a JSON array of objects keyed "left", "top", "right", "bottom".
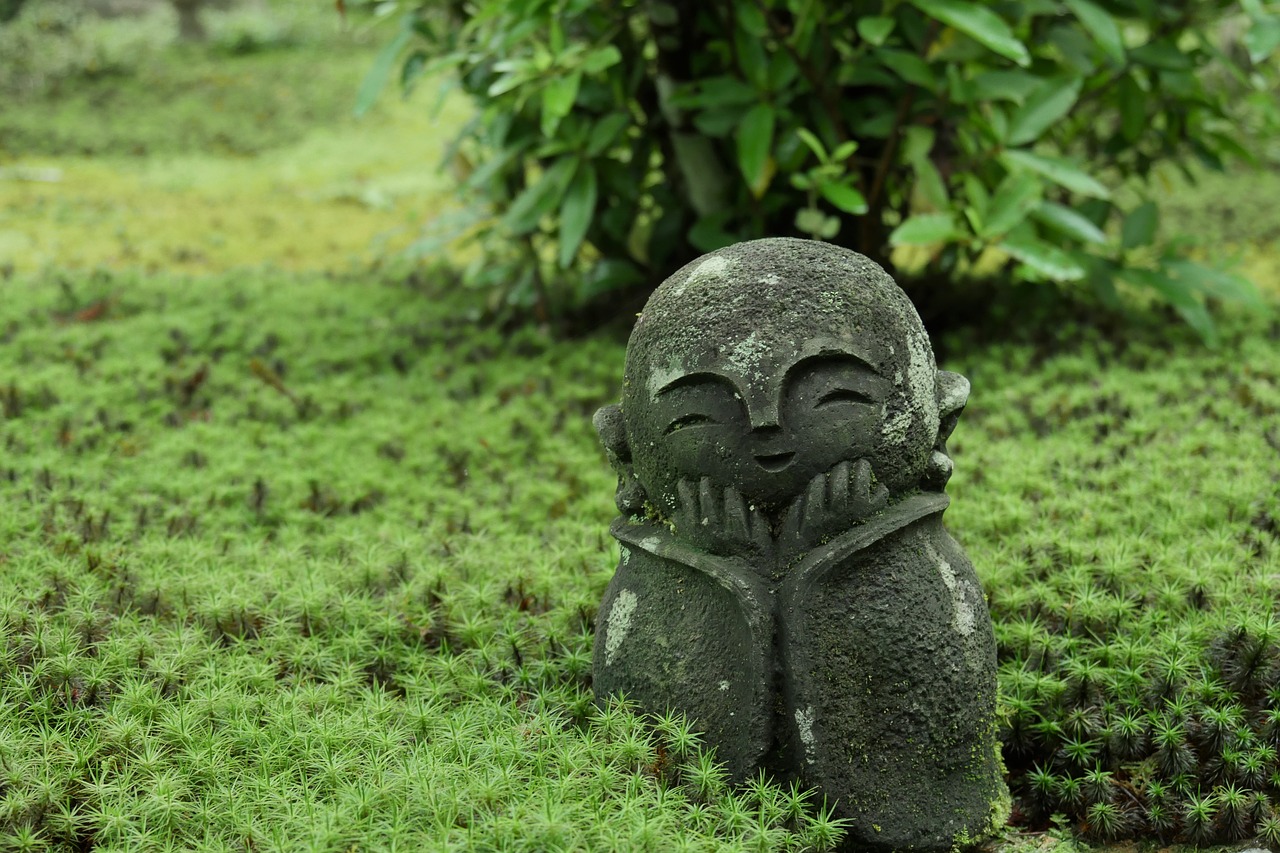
[{"left": 615, "top": 238, "right": 962, "bottom": 521}]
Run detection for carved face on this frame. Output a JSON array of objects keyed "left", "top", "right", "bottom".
[
  {"left": 618, "top": 239, "right": 950, "bottom": 522},
  {"left": 632, "top": 350, "right": 902, "bottom": 511}
]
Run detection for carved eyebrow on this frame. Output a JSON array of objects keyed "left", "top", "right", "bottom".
[
  {"left": 783, "top": 352, "right": 880, "bottom": 383},
  {"left": 654, "top": 371, "right": 737, "bottom": 397}
]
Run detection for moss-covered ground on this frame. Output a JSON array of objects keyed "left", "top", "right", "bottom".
[{"left": 1, "top": 2, "right": 1279, "bottom": 851}]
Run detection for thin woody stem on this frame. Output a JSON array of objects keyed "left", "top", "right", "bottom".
[{"left": 864, "top": 20, "right": 941, "bottom": 239}]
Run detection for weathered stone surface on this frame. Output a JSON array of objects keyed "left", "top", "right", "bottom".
[{"left": 592, "top": 238, "right": 1008, "bottom": 851}]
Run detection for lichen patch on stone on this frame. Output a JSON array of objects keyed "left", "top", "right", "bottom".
[
  {"left": 881, "top": 407, "right": 914, "bottom": 447},
  {"left": 646, "top": 358, "right": 689, "bottom": 401},
  {"left": 604, "top": 589, "right": 639, "bottom": 666},
  {"left": 727, "top": 331, "right": 770, "bottom": 380},
  {"left": 901, "top": 324, "right": 942, "bottom": 432},
  {"left": 795, "top": 706, "right": 817, "bottom": 763},
  {"left": 930, "top": 544, "right": 976, "bottom": 637}
]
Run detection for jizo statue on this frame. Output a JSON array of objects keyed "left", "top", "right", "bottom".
[{"left": 592, "top": 238, "right": 1008, "bottom": 851}]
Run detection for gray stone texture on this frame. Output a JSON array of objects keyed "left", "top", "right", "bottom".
[{"left": 593, "top": 238, "right": 1007, "bottom": 851}]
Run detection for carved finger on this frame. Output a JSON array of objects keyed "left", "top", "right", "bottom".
[
  {"left": 828, "top": 460, "right": 852, "bottom": 515},
  {"left": 749, "top": 505, "right": 773, "bottom": 555},
  {"left": 853, "top": 458, "right": 890, "bottom": 512},
  {"left": 801, "top": 471, "right": 827, "bottom": 532},
  {"left": 699, "top": 477, "right": 718, "bottom": 528},
  {"left": 741, "top": 495, "right": 773, "bottom": 555},
  {"left": 677, "top": 478, "right": 700, "bottom": 528},
  {"left": 851, "top": 457, "right": 872, "bottom": 501},
  {"left": 779, "top": 493, "right": 804, "bottom": 546},
  {"left": 723, "top": 486, "right": 749, "bottom": 542}
]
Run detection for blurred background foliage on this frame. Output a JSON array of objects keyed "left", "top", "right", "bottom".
[
  {"left": 359, "top": 0, "right": 1280, "bottom": 338},
  {"left": 0, "top": 0, "right": 468, "bottom": 275}
]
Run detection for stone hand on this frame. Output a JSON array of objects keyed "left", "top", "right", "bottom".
[
  {"left": 675, "top": 476, "right": 774, "bottom": 559},
  {"left": 777, "top": 459, "right": 889, "bottom": 559}
]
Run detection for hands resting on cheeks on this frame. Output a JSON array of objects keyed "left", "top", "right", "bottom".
[{"left": 672, "top": 459, "right": 890, "bottom": 564}]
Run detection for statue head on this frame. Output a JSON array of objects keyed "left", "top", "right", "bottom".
[{"left": 597, "top": 238, "right": 967, "bottom": 521}]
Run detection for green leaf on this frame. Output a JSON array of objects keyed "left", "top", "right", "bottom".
[
  {"left": 795, "top": 207, "right": 827, "bottom": 237},
  {"left": 689, "top": 214, "right": 739, "bottom": 252},
  {"left": 1007, "top": 76, "right": 1082, "bottom": 145},
  {"left": 461, "top": 144, "right": 524, "bottom": 192},
  {"left": 1206, "top": 131, "right": 1257, "bottom": 167},
  {"left": 1130, "top": 40, "right": 1192, "bottom": 70},
  {"left": 400, "top": 50, "right": 428, "bottom": 95},
  {"left": 818, "top": 182, "right": 869, "bottom": 215},
  {"left": 736, "top": 103, "right": 776, "bottom": 198},
  {"left": 900, "top": 126, "right": 935, "bottom": 163},
  {"left": 1031, "top": 201, "right": 1107, "bottom": 245},
  {"left": 877, "top": 49, "right": 938, "bottom": 89},
  {"left": 487, "top": 71, "right": 530, "bottom": 98},
  {"left": 962, "top": 174, "right": 990, "bottom": 232},
  {"left": 981, "top": 171, "right": 1042, "bottom": 237},
  {"left": 857, "top": 16, "right": 896, "bottom": 46},
  {"left": 558, "top": 164, "right": 597, "bottom": 268},
  {"left": 767, "top": 51, "right": 801, "bottom": 90},
  {"left": 970, "top": 70, "right": 1043, "bottom": 103},
  {"left": 586, "top": 114, "right": 630, "bottom": 156},
  {"left": 1064, "top": 0, "right": 1125, "bottom": 63},
  {"left": 1000, "top": 150, "right": 1110, "bottom": 198},
  {"left": 541, "top": 72, "right": 582, "bottom": 137},
  {"left": 1245, "top": 17, "right": 1280, "bottom": 63},
  {"left": 795, "top": 128, "right": 828, "bottom": 162},
  {"left": 1120, "top": 201, "right": 1158, "bottom": 249},
  {"left": 736, "top": 1, "right": 768, "bottom": 37},
  {"left": 1120, "top": 268, "right": 1217, "bottom": 344},
  {"left": 890, "top": 213, "right": 962, "bottom": 246},
  {"left": 669, "top": 76, "right": 759, "bottom": 109},
  {"left": 735, "top": 26, "right": 770, "bottom": 89},
  {"left": 582, "top": 44, "right": 623, "bottom": 74},
  {"left": 503, "top": 157, "right": 579, "bottom": 235},
  {"left": 355, "top": 19, "right": 414, "bottom": 117},
  {"left": 580, "top": 259, "right": 643, "bottom": 301},
  {"left": 912, "top": 157, "right": 950, "bottom": 210},
  {"left": 909, "top": 0, "right": 1031, "bottom": 66},
  {"left": 1000, "top": 233, "right": 1087, "bottom": 280},
  {"left": 832, "top": 140, "right": 859, "bottom": 162},
  {"left": 1167, "top": 261, "right": 1265, "bottom": 306},
  {"left": 1118, "top": 75, "right": 1144, "bottom": 142}
]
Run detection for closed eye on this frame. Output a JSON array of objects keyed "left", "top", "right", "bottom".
[
  {"left": 816, "top": 388, "right": 874, "bottom": 407},
  {"left": 664, "top": 413, "right": 717, "bottom": 434}
]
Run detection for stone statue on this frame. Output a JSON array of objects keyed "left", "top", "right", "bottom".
[{"left": 592, "top": 238, "right": 1008, "bottom": 851}]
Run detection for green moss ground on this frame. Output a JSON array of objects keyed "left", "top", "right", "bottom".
[{"left": 1, "top": 2, "right": 1280, "bottom": 850}]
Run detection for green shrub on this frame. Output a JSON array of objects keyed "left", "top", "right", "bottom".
[
  {"left": 0, "top": 0, "right": 27, "bottom": 23},
  {"left": 367, "top": 0, "right": 1279, "bottom": 335}
]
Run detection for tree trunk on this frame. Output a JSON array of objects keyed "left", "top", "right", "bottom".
[{"left": 172, "top": 0, "right": 207, "bottom": 41}]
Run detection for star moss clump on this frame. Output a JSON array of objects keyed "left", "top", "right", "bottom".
[
  {"left": 0, "top": 265, "right": 1276, "bottom": 850},
  {"left": 945, "top": 305, "right": 1280, "bottom": 845},
  {"left": 0, "top": 267, "right": 848, "bottom": 852}
]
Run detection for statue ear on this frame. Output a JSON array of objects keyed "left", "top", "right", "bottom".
[
  {"left": 593, "top": 403, "right": 631, "bottom": 463},
  {"left": 595, "top": 404, "right": 646, "bottom": 515},
  {"left": 935, "top": 371, "right": 970, "bottom": 445},
  {"left": 922, "top": 371, "right": 969, "bottom": 492}
]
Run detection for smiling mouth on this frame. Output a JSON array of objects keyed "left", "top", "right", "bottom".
[{"left": 755, "top": 452, "right": 796, "bottom": 473}]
